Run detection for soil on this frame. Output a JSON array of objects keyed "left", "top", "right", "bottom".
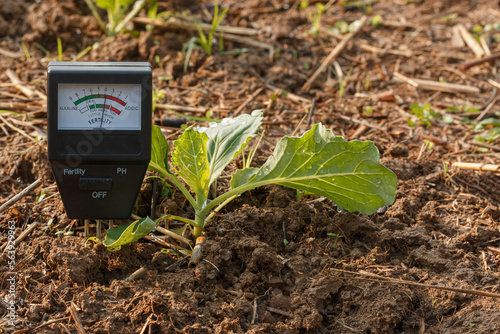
[{"left": 1, "top": 0, "right": 500, "bottom": 333}]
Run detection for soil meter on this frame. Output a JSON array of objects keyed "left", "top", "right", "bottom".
[{"left": 47, "top": 62, "right": 152, "bottom": 219}]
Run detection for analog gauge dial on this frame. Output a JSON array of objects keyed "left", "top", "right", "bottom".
[{"left": 58, "top": 84, "right": 141, "bottom": 130}]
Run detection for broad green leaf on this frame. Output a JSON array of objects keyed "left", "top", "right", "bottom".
[
  {"left": 231, "top": 124, "right": 397, "bottom": 215},
  {"left": 198, "top": 110, "right": 263, "bottom": 188},
  {"left": 171, "top": 129, "right": 210, "bottom": 198},
  {"left": 102, "top": 217, "right": 156, "bottom": 251},
  {"left": 148, "top": 125, "right": 170, "bottom": 177}
]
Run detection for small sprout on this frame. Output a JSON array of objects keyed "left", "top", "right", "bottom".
[
  {"left": 274, "top": 48, "right": 281, "bottom": 59},
  {"left": 84, "top": 0, "right": 147, "bottom": 36},
  {"left": 34, "top": 42, "right": 50, "bottom": 57},
  {"left": 76, "top": 46, "right": 93, "bottom": 60},
  {"left": 442, "top": 13, "right": 458, "bottom": 24},
  {"left": 182, "top": 37, "right": 197, "bottom": 73},
  {"left": 371, "top": 14, "right": 382, "bottom": 27},
  {"left": 154, "top": 55, "right": 162, "bottom": 69},
  {"left": 335, "top": 21, "right": 349, "bottom": 34},
  {"left": 41, "top": 218, "right": 54, "bottom": 232},
  {"left": 409, "top": 103, "right": 440, "bottom": 126},
  {"left": 472, "top": 118, "right": 500, "bottom": 143},
  {"left": 21, "top": 42, "right": 31, "bottom": 60},
  {"left": 152, "top": 88, "right": 165, "bottom": 112},
  {"left": 194, "top": 0, "right": 227, "bottom": 56},
  {"left": 472, "top": 25, "right": 483, "bottom": 33},
  {"left": 363, "top": 106, "right": 373, "bottom": 115},
  {"left": 57, "top": 37, "right": 63, "bottom": 61},
  {"left": 442, "top": 159, "right": 449, "bottom": 178},
  {"left": 36, "top": 190, "right": 47, "bottom": 202}
]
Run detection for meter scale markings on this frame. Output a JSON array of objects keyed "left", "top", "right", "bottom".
[
  {"left": 72, "top": 93, "right": 127, "bottom": 115},
  {"left": 58, "top": 83, "right": 141, "bottom": 130}
]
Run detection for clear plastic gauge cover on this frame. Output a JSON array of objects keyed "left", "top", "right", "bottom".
[{"left": 58, "top": 83, "right": 141, "bottom": 130}]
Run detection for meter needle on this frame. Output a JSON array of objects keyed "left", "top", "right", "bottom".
[{"left": 100, "top": 94, "right": 107, "bottom": 128}]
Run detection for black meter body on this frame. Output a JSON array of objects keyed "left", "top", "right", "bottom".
[{"left": 47, "top": 62, "right": 152, "bottom": 219}]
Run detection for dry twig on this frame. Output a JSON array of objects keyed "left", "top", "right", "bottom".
[
  {"left": 69, "top": 303, "right": 87, "bottom": 334},
  {"left": 456, "top": 24, "right": 485, "bottom": 58},
  {"left": 331, "top": 268, "right": 500, "bottom": 299},
  {"left": 393, "top": 72, "right": 480, "bottom": 94},
  {"left": 452, "top": 162, "right": 499, "bottom": 173},
  {"left": 0, "top": 178, "right": 42, "bottom": 213},
  {"left": 5, "top": 69, "right": 35, "bottom": 98},
  {"left": 233, "top": 87, "right": 264, "bottom": 116},
  {"left": 124, "top": 266, "right": 148, "bottom": 282},
  {"left": 0, "top": 115, "right": 38, "bottom": 141},
  {"left": 459, "top": 52, "right": 500, "bottom": 71},
  {"left": 302, "top": 16, "right": 368, "bottom": 92},
  {"left": 155, "top": 225, "right": 193, "bottom": 247}
]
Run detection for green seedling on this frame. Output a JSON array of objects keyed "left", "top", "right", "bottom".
[
  {"left": 341, "top": 0, "right": 373, "bottom": 14},
  {"left": 327, "top": 233, "right": 344, "bottom": 249},
  {"left": 363, "top": 106, "right": 373, "bottom": 115},
  {"left": 472, "top": 117, "right": 500, "bottom": 143},
  {"left": 104, "top": 110, "right": 397, "bottom": 247},
  {"left": 152, "top": 88, "right": 165, "bottom": 112},
  {"left": 442, "top": 13, "right": 458, "bottom": 25},
  {"left": 301, "top": 1, "right": 326, "bottom": 36},
  {"left": 57, "top": 38, "right": 63, "bottom": 61},
  {"left": 34, "top": 42, "right": 51, "bottom": 57},
  {"left": 20, "top": 42, "right": 31, "bottom": 60},
  {"left": 446, "top": 105, "right": 479, "bottom": 114},
  {"left": 84, "top": 0, "right": 147, "bottom": 36},
  {"left": 408, "top": 103, "right": 441, "bottom": 127},
  {"left": 41, "top": 218, "right": 54, "bottom": 232},
  {"left": 194, "top": 0, "right": 227, "bottom": 56},
  {"left": 442, "top": 159, "right": 449, "bottom": 178},
  {"left": 36, "top": 190, "right": 47, "bottom": 202},
  {"left": 371, "top": 14, "right": 382, "bottom": 27},
  {"left": 182, "top": 37, "right": 197, "bottom": 72},
  {"left": 76, "top": 46, "right": 93, "bottom": 60},
  {"left": 336, "top": 67, "right": 353, "bottom": 100}
]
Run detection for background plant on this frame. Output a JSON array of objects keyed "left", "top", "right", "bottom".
[
  {"left": 84, "top": 0, "right": 148, "bottom": 36},
  {"left": 300, "top": 1, "right": 327, "bottom": 36},
  {"left": 194, "top": 0, "right": 227, "bottom": 56},
  {"left": 408, "top": 103, "right": 441, "bottom": 127},
  {"left": 182, "top": 0, "right": 227, "bottom": 72}
]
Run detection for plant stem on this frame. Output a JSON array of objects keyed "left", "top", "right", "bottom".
[
  {"left": 193, "top": 212, "right": 205, "bottom": 239},
  {"left": 83, "top": 0, "right": 107, "bottom": 33},
  {"left": 200, "top": 180, "right": 271, "bottom": 216},
  {"left": 115, "top": 0, "right": 147, "bottom": 34},
  {"left": 205, "top": 194, "right": 238, "bottom": 222},
  {"left": 154, "top": 214, "right": 199, "bottom": 229},
  {"left": 193, "top": 192, "right": 208, "bottom": 238},
  {"left": 161, "top": 171, "right": 197, "bottom": 209}
]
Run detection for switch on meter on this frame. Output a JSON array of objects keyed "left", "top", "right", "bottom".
[{"left": 47, "top": 62, "right": 152, "bottom": 219}]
